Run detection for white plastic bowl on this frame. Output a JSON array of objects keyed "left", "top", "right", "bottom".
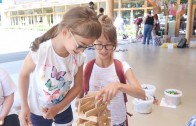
[
  {"left": 133, "top": 95, "right": 154, "bottom": 114},
  {"left": 141, "top": 84, "right": 156, "bottom": 96},
  {"left": 164, "top": 89, "right": 182, "bottom": 106}
]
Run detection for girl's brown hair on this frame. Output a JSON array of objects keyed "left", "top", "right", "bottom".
[
  {"left": 30, "top": 7, "right": 102, "bottom": 51},
  {"left": 98, "top": 15, "right": 117, "bottom": 49},
  {"left": 154, "top": 14, "right": 158, "bottom": 20}
]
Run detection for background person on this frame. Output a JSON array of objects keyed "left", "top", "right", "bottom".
[
  {"left": 114, "top": 16, "right": 128, "bottom": 39},
  {"left": 89, "top": 1, "right": 95, "bottom": 12},
  {"left": 133, "top": 17, "right": 143, "bottom": 38},
  {"left": 193, "top": 15, "right": 196, "bottom": 35},
  {"left": 143, "top": 11, "right": 154, "bottom": 44},
  {"left": 97, "top": 7, "right": 104, "bottom": 18},
  {"left": 152, "top": 14, "right": 160, "bottom": 36}
]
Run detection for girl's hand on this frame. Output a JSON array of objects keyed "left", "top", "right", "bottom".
[
  {"left": 42, "top": 105, "right": 60, "bottom": 120},
  {"left": 0, "top": 120, "right": 4, "bottom": 126},
  {"left": 19, "top": 106, "right": 32, "bottom": 126},
  {"left": 96, "top": 83, "right": 120, "bottom": 103},
  {"left": 0, "top": 114, "right": 5, "bottom": 126}
]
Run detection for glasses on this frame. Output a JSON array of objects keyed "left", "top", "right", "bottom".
[
  {"left": 94, "top": 44, "right": 114, "bottom": 50},
  {"left": 69, "top": 31, "right": 90, "bottom": 51}
]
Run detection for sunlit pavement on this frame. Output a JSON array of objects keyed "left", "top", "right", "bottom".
[{"left": 0, "top": 28, "right": 44, "bottom": 54}]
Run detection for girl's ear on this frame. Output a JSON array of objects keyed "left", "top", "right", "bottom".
[{"left": 62, "top": 27, "right": 69, "bottom": 37}]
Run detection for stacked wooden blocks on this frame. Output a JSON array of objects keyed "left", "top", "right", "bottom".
[{"left": 76, "top": 94, "right": 110, "bottom": 126}]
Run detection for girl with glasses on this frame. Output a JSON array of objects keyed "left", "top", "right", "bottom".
[
  {"left": 18, "top": 7, "right": 101, "bottom": 126},
  {"left": 79, "top": 15, "right": 145, "bottom": 126}
]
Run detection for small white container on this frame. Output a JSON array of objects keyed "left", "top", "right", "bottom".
[
  {"left": 164, "top": 89, "right": 182, "bottom": 106},
  {"left": 133, "top": 95, "right": 154, "bottom": 114},
  {"left": 168, "top": 43, "right": 174, "bottom": 49},
  {"left": 141, "top": 84, "right": 156, "bottom": 96}
]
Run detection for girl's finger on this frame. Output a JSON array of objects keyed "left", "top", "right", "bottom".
[
  {"left": 41, "top": 107, "right": 48, "bottom": 113},
  {"left": 95, "top": 90, "right": 104, "bottom": 100},
  {"left": 26, "top": 115, "right": 32, "bottom": 126},
  {"left": 102, "top": 90, "right": 108, "bottom": 103},
  {"left": 21, "top": 118, "right": 28, "bottom": 126},
  {"left": 0, "top": 120, "right": 4, "bottom": 125}
]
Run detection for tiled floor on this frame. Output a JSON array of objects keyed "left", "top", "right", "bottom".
[{"left": 1, "top": 40, "right": 196, "bottom": 126}]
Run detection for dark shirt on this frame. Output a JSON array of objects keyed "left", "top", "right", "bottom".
[{"left": 145, "top": 16, "right": 154, "bottom": 26}]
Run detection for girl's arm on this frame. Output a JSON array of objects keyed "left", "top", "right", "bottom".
[
  {"left": 44, "top": 64, "right": 84, "bottom": 119},
  {"left": 96, "top": 68, "right": 145, "bottom": 102},
  {"left": 76, "top": 86, "right": 84, "bottom": 108},
  {"left": 118, "top": 68, "right": 145, "bottom": 100},
  {"left": 0, "top": 93, "right": 14, "bottom": 121},
  {"left": 19, "top": 53, "right": 35, "bottom": 107},
  {"left": 18, "top": 53, "right": 36, "bottom": 125}
]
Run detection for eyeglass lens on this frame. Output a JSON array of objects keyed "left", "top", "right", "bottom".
[{"left": 95, "top": 44, "right": 114, "bottom": 50}]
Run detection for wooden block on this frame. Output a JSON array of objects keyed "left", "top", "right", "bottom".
[
  {"left": 95, "top": 98, "right": 103, "bottom": 108},
  {"left": 97, "top": 116, "right": 108, "bottom": 122},
  {"left": 78, "top": 96, "right": 94, "bottom": 114},
  {"left": 80, "top": 96, "right": 95, "bottom": 104},
  {"left": 87, "top": 91, "right": 98, "bottom": 96},
  {"left": 83, "top": 105, "right": 95, "bottom": 114},
  {"left": 98, "top": 121, "right": 104, "bottom": 126},
  {"left": 76, "top": 93, "right": 111, "bottom": 126},
  {"left": 77, "top": 100, "right": 81, "bottom": 112},
  {"left": 105, "top": 109, "right": 111, "bottom": 117},
  {"left": 80, "top": 101, "right": 95, "bottom": 113},
  {"left": 85, "top": 104, "right": 107, "bottom": 117},
  {"left": 76, "top": 113, "right": 98, "bottom": 123},
  {"left": 84, "top": 120, "right": 97, "bottom": 126},
  {"left": 106, "top": 119, "right": 111, "bottom": 126},
  {"left": 77, "top": 118, "right": 85, "bottom": 124}
]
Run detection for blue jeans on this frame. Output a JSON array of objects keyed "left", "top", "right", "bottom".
[
  {"left": 31, "top": 106, "right": 73, "bottom": 126},
  {"left": 143, "top": 24, "right": 153, "bottom": 44}
]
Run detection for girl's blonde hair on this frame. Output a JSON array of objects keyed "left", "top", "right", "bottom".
[
  {"left": 98, "top": 15, "right": 117, "bottom": 49},
  {"left": 30, "top": 7, "right": 102, "bottom": 51}
]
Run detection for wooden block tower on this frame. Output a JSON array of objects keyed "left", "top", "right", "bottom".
[{"left": 76, "top": 93, "right": 111, "bottom": 126}]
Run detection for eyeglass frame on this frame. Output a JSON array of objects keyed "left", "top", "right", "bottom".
[
  {"left": 69, "top": 30, "right": 93, "bottom": 51},
  {"left": 94, "top": 43, "right": 115, "bottom": 50}
]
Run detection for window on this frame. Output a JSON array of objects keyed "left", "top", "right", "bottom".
[
  {"left": 43, "top": 8, "right": 53, "bottom": 14},
  {"left": 114, "top": 0, "right": 118, "bottom": 9},
  {"left": 121, "top": 0, "right": 144, "bottom": 8},
  {"left": 34, "top": 9, "right": 42, "bottom": 14},
  {"left": 18, "top": 10, "right": 24, "bottom": 15},
  {"left": 133, "top": 10, "right": 144, "bottom": 19},
  {"left": 99, "top": 2, "right": 106, "bottom": 10},
  {"left": 11, "top": 11, "right": 18, "bottom": 16},
  {"left": 54, "top": 6, "right": 65, "bottom": 13},
  {"left": 24, "top": 9, "right": 33, "bottom": 14},
  {"left": 121, "top": 10, "right": 131, "bottom": 25}
]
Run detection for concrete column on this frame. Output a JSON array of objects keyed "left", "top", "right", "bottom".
[
  {"left": 185, "top": 0, "right": 193, "bottom": 44},
  {"left": 106, "top": 0, "right": 114, "bottom": 20}
]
